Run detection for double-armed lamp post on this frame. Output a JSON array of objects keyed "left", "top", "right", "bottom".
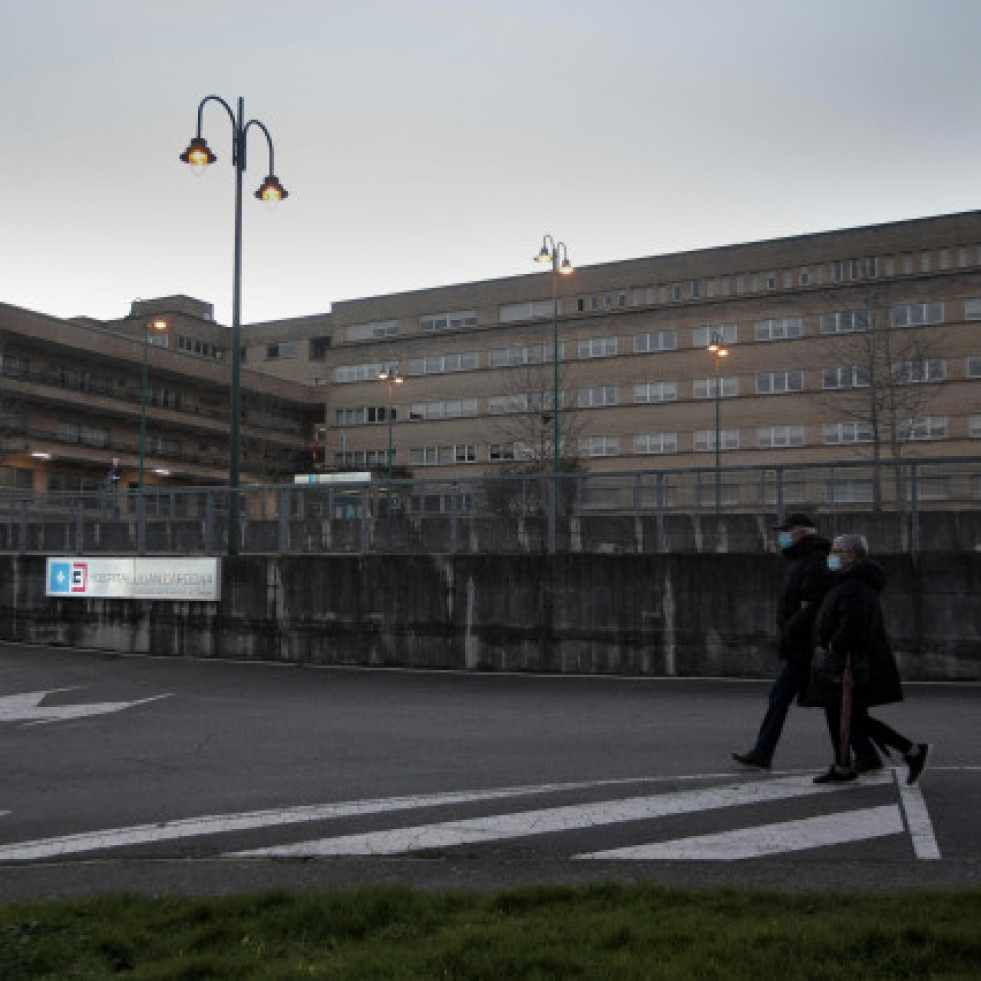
[
  {"left": 179, "top": 95, "right": 288, "bottom": 554},
  {"left": 534, "top": 235, "right": 574, "bottom": 475},
  {"left": 707, "top": 334, "right": 730, "bottom": 515}
]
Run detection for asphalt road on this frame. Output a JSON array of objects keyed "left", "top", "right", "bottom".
[{"left": 1, "top": 641, "right": 979, "bottom": 901}]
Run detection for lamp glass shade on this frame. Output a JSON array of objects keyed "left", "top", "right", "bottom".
[
  {"left": 180, "top": 137, "right": 217, "bottom": 169},
  {"left": 255, "top": 175, "right": 289, "bottom": 202}
]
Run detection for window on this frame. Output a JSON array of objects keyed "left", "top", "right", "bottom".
[
  {"left": 579, "top": 336, "right": 617, "bottom": 359},
  {"left": 828, "top": 479, "right": 874, "bottom": 503},
  {"left": 820, "top": 310, "right": 869, "bottom": 334},
  {"left": 634, "top": 432, "right": 677, "bottom": 454},
  {"left": 309, "top": 336, "right": 332, "bottom": 359},
  {"left": 757, "top": 425, "right": 805, "bottom": 448},
  {"left": 693, "top": 376, "right": 738, "bottom": 399},
  {"left": 499, "top": 300, "right": 558, "bottom": 322},
  {"left": 899, "top": 416, "right": 948, "bottom": 441},
  {"left": 799, "top": 267, "right": 811, "bottom": 286},
  {"left": 893, "top": 359, "right": 947, "bottom": 385},
  {"left": 335, "top": 362, "right": 387, "bottom": 384},
  {"left": 265, "top": 342, "right": 297, "bottom": 359},
  {"left": 346, "top": 321, "right": 397, "bottom": 341},
  {"left": 578, "top": 385, "right": 618, "bottom": 408},
  {"left": 756, "top": 371, "right": 803, "bottom": 395},
  {"left": 965, "top": 298, "right": 981, "bottom": 321},
  {"left": 634, "top": 381, "right": 678, "bottom": 403},
  {"left": 890, "top": 302, "right": 944, "bottom": 328},
  {"left": 970, "top": 414, "right": 981, "bottom": 438},
  {"left": 408, "top": 399, "right": 477, "bottom": 421},
  {"left": 634, "top": 329, "right": 677, "bottom": 353},
  {"left": 408, "top": 352, "right": 479, "bottom": 375},
  {"left": 693, "top": 429, "right": 739, "bottom": 451},
  {"left": 488, "top": 342, "right": 557, "bottom": 367},
  {"left": 823, "top": 422, "right": 873, "bottom": 444},
  {"left": 765, "top": 271, "right": 777, "bottom": 290},
  {"left": 968, "top": 356, "right": 981, "bottom": 379},
  {"left": 692, "top": 323, "right": 737, "bottom": 347},
  {"left": 579, "top": 435, "right": 619, "bottom": 457},
  {"left": 420, "top": 310, "right": 477, "bottom": 332},
  {"left": 408, "top": 444, "right": 476, "bottom": 466},
  {"left": 823, "top": 365, "right": 870, "bottom": 390},
  {"left": 488, "top": 443, "right": 515, "bottom": 462},
  {"left": 755, "top": 317, "right": 802, "bottom": 341}
]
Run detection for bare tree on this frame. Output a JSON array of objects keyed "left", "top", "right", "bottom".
[{"left": 819, "top": 290, "right": 946, "bottom": 509}]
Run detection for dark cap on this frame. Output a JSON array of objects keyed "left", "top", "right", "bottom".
[{"left": 772, "top": 512, "right": 815, "bottom": 531}]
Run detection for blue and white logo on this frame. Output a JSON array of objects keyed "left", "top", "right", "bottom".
[{"left": 48, "top": 561, "right": 72, "bottom": 594}]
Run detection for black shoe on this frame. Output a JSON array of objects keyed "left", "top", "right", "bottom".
[
  {"left": 732, "top": 751, "right": 771, "bottom": 770},
  {"left": 813, "top": 765, "right": 858, "bottom": 784},
  {"left": 904, "top": 743, "right": 932, "bottom": 786},
  {"left": 853, "top": 754, "right": 884, "bottom": 774}
]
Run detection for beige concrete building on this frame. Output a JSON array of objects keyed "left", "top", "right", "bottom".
[
  {"left": 2, "top": 210, "right": 980, "bottom": 500},
  {"left": 245, "top": 210, "right": 981, "bottom": 484}
]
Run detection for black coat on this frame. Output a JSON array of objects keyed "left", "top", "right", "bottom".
[
  {"left": 776, "top": 534, "right": 832, "bottom": 661},
  {"left": 809, "top": 560, "right": 904, "bottom": 708}
]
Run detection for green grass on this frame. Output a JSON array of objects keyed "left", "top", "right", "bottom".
[{"left": 1, "top": 883, "right": 979, "bottom": 979}]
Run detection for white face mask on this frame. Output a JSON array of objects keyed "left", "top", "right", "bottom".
[
  {"left": 827, "top": 555, "right": 843, "bottom": 572},
  {"left": 777, "top": 531, "right": 794, "bottom": 550}
]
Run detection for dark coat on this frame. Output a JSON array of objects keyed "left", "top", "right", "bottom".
[
  {"left": 776, "top": 534, "right": 832, "bottom": 662},
  {"left": 808, "top": 560, "right": 904, "bottom": 709}
]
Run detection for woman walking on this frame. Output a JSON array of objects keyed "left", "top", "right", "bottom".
[{"left": 807, "top": 534, "right": 931, "bottom": 785}]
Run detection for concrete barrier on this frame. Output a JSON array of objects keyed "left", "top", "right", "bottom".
[{"left": 2, "top": 553, "right": 978, "bottom": 681}]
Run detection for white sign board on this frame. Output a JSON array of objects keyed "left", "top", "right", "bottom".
[{"left": 46, "top": 557, "right": 221, "bottom": 602}]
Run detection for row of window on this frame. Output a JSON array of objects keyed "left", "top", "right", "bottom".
[
  {"left": 334, "top": 302, "right": 967, "bottom": 382},
  {"left": 337, "top": 247, "right": 981, "bottom": 343},
  {"left": 347, "top": 414, "right": 978, "bottom": 467}
]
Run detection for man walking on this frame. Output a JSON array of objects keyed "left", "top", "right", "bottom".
[{"left": 732, "top": 513, "right": 882, "bottom": 771}]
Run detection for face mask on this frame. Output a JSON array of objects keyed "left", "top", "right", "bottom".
[
  {"left": 777, "top": 531, "right": 794, "bottom": 550},
  {"left": 827, "top": 555, "right": 843, "bottom": 572}
]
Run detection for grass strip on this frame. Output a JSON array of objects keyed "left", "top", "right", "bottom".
[{"left": 1, "top": 882, "right": 980, "bottom": 979}]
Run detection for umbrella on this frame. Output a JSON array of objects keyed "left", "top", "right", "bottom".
[{"left": 839, "top": 652, "right": 854, "bottom": 769}]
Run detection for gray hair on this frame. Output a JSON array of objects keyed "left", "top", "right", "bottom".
[{"left": 833, "top": 533, "right": 868, "bottom": 559}]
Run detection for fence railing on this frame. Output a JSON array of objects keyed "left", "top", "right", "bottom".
[{"left": 2, "top": 456, "right": 980, "bottom": 556}]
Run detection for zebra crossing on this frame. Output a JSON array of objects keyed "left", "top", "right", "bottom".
[{"left": 0, "top": 769, "right": 940, "bottom": 864}]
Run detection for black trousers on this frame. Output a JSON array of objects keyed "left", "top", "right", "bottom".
[{"left": 824, "top": 703, "right": 913, "bottom": 765}]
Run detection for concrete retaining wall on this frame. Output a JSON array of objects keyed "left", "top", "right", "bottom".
[{"left": 1, "top": 554, "right": 978, "bottom": 681}]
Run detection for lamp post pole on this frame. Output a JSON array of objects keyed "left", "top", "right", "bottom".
[
  {"left": 534, "top": 236, "right": 574, "bottom": 475},
  {"left": 180, "top": 95, "right": 288, "bottom": 555},
  {"left": 708, "top": 334, "right": 729, "bottom": 515},
  {"left": 139, "top": 318, "right": 167, "bottom": 489},
  {"left": 378, "top": 364, "right": 404, "bottom": 515}
]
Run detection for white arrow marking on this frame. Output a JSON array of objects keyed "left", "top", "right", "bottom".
[
  {"left": 231, "top": 773, "right": 888, "bottom": 858},
  {"left": 576, "top": 805, "right": 904, "bottom": 860},
  {"left": 0, "top": 689, "right": 170, "bottom": 725}
]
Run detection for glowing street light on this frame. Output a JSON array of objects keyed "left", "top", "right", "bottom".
[
  {"left": 708, "top": 334, "right": 730, "bottom": 515},
  {"left": 139, "top": 317, "right": 168, "bottom": 489},
  {"left": 179, "top": 95, "right": 289, "bottom": 554}
]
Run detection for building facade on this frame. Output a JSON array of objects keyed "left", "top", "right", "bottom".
[
  {"left": 3, "top": 211, "right": 980, "bottom": 502},
  {"left": 244, "top": 211, "right": 981, "bottom": 489},
  {"left": 0, "top": 296, "right": 315, "bottom": 495}
]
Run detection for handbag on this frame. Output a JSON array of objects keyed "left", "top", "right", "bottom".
[{"left": 810, "top": 644, "right": 844, "bottom": 687}]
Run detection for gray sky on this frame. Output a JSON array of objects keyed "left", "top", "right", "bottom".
[{"left": 2, "top": 0, "right": 980, "bottom": 325}]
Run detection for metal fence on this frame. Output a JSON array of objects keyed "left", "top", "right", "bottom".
[{"left": 2, "top": 456, "right": 980, "bottom": 556}]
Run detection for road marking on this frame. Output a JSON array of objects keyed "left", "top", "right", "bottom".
[
  {"left": 0, "top": 778, "right": 653, "bottom": 862},
  {"left": 229, "top": 773, "right": 890, "bottom": 858},
  {"left": 896, "top": 772, "right": 941, "bottom": 860},
  {"left": 0, "top": 689, "right": 171, "bottom": 725},
  {"left": 576, "top": 805, "right": 904, "bottom": 860}
]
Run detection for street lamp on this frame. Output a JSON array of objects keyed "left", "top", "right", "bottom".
[
  {"left": 533, "top": 235, "right": 574, "bottom": 475},
  {"left": 707, "top": 334, "right": 730, "bottom": 515},
  {"left": 139, "top": 318, "right": 168, "bottom": 489},
  {"left": 378, "top": 363, "right": 405, "bottom": 514},
  {"left": 179, "top": 95, "right": 288, "bottom": 554}
]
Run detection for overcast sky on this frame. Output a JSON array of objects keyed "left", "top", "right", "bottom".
[{"left": 2, "top": 0, "right": 980, "bottom": 326}]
